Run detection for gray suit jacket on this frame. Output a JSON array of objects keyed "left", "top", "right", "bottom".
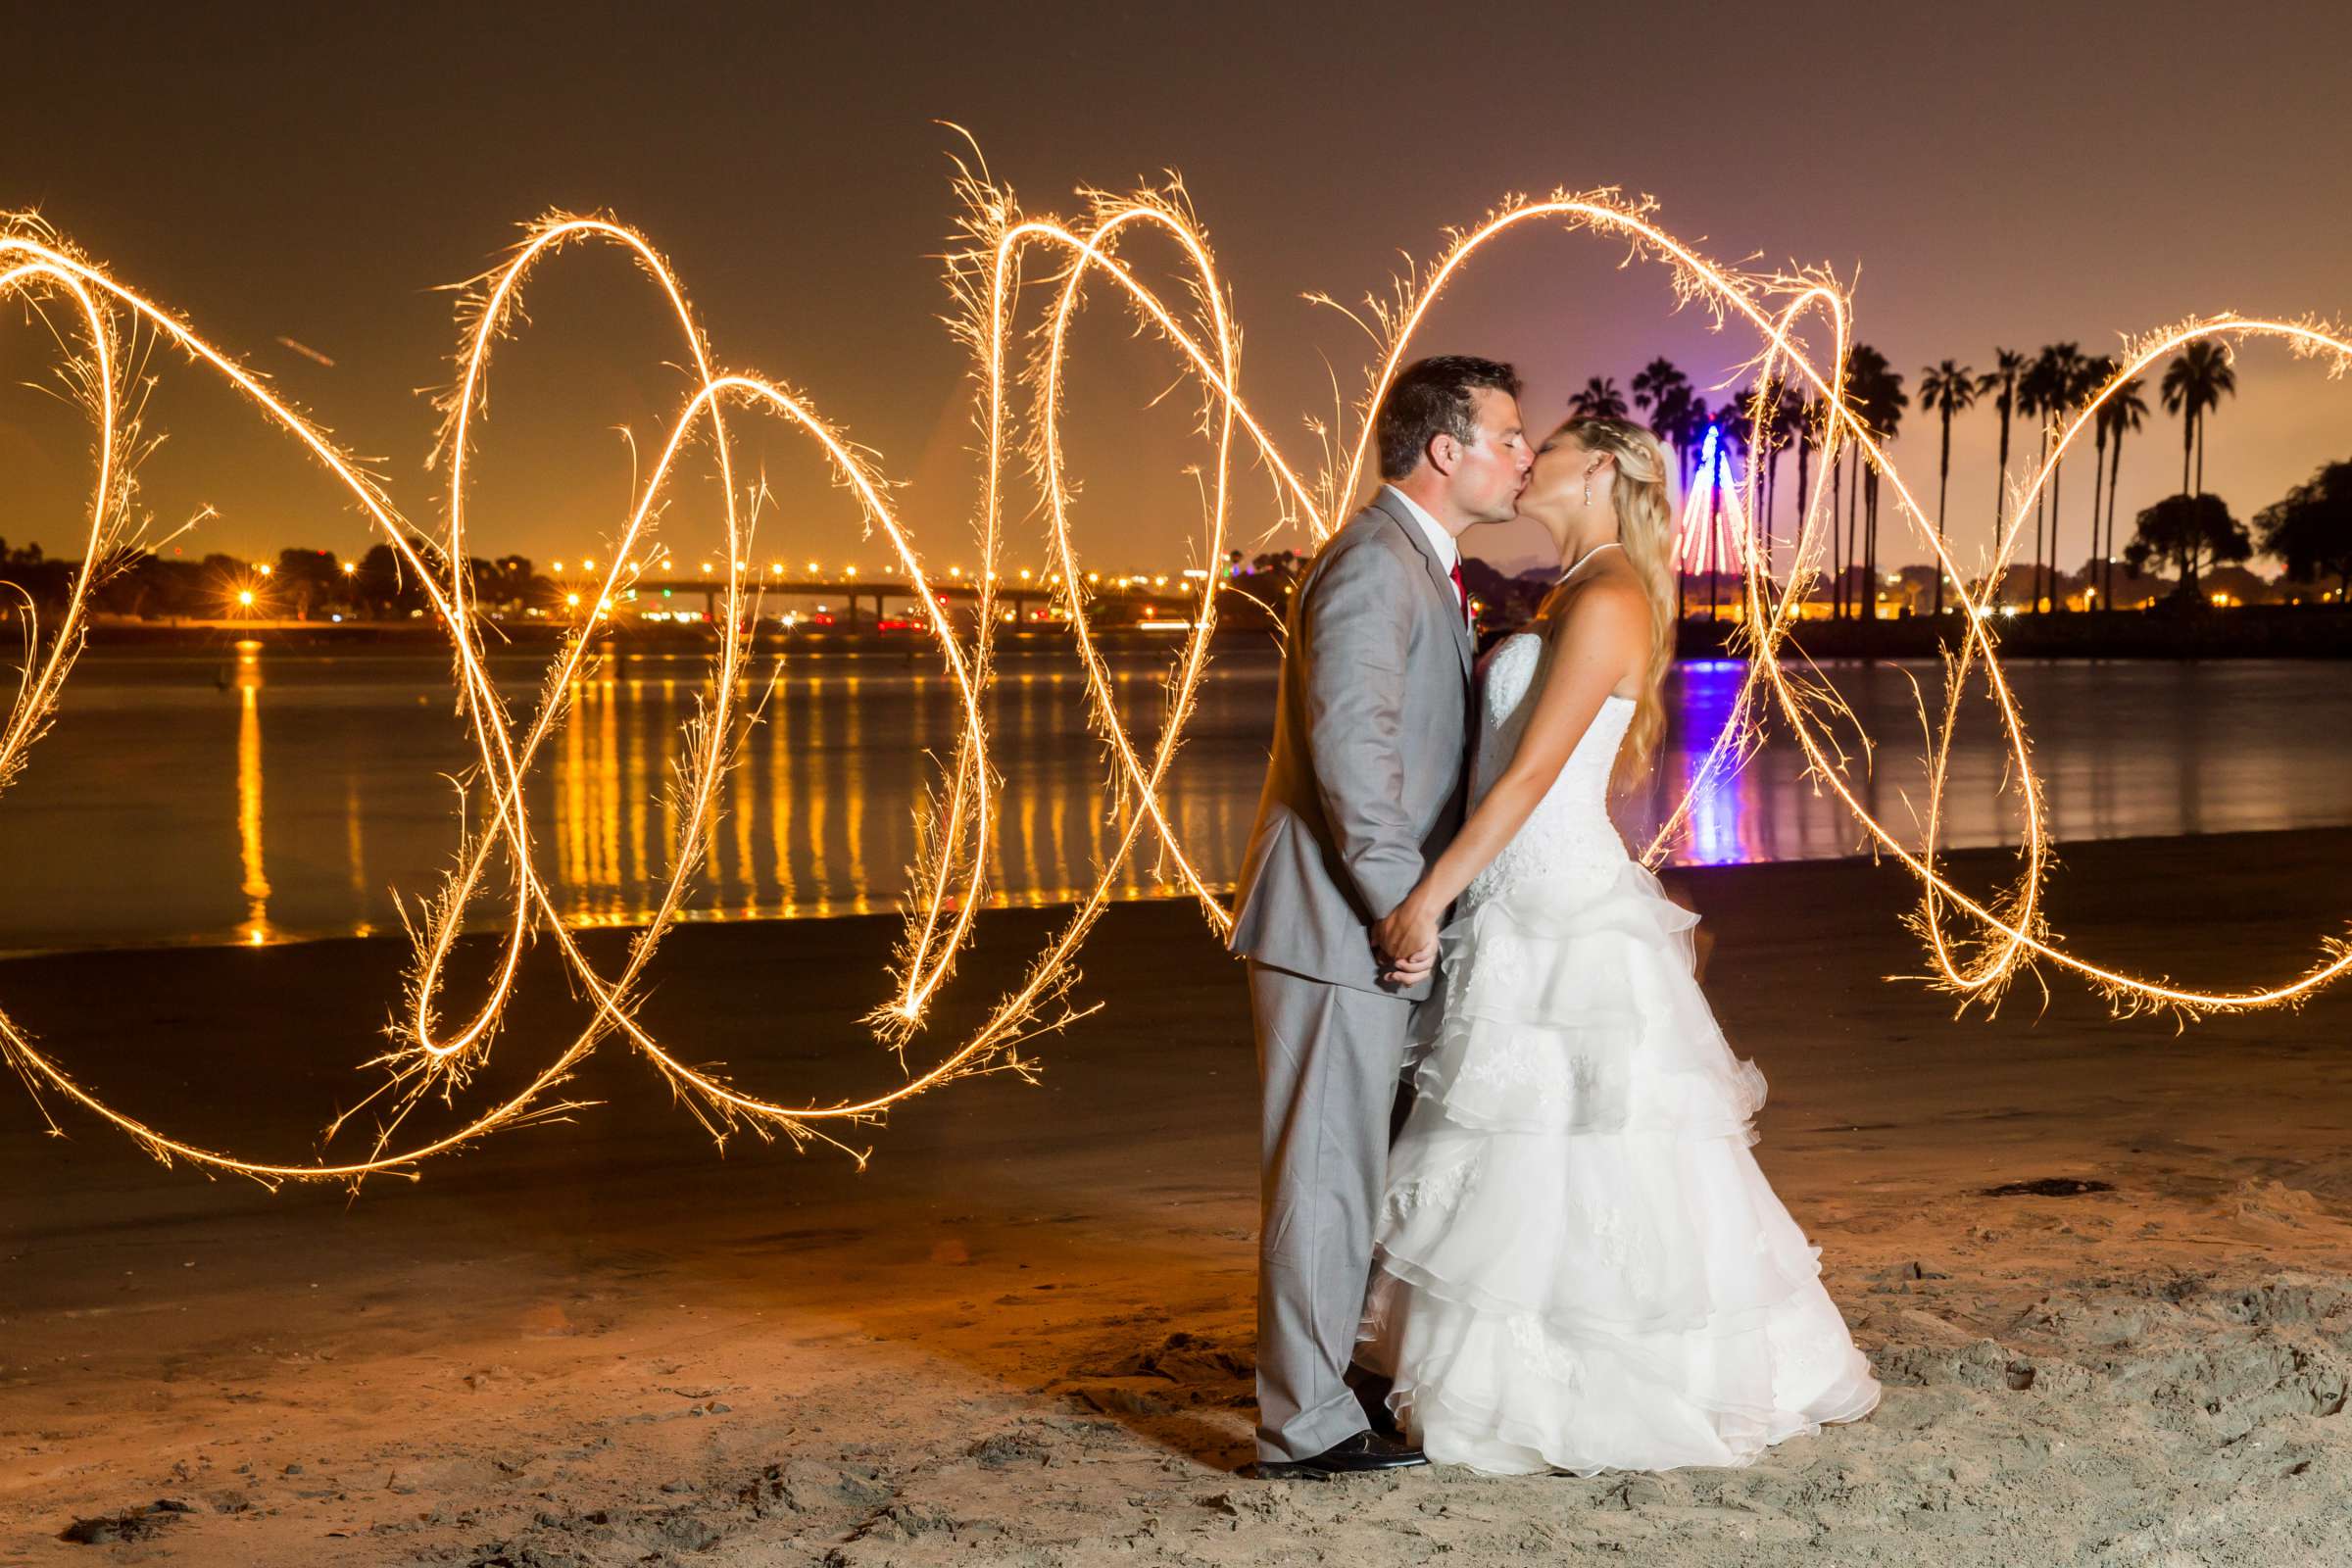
[{"left": 1228, "top": 490, "right": 1473, "bottom": 999}]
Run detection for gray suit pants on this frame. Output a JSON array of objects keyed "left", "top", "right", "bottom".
[{"left": 1248, "top": 958, "right": 1415, "bottom": 1463}]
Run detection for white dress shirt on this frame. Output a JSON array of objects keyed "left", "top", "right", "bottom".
[{"left": 1381, "top": 484, "right": 1464, "bottom": 613}]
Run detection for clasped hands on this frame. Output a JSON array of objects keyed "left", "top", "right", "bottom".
[{"left": 1372, "top": 890, "right": 1442, "bottom": 988}]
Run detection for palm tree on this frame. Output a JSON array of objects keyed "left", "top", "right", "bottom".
[
  {"left": 1706, "top": 412, "right": 1752, "bottom": 619},
  {"left": 1677, "top": 396, "right": 1713, "bottom": 489},
  {"left": 1672, "top": 398, "right": 1712, "bottom": 617},
  {"left": 2160, "top": 340, "right": 2237, "bottom": 497},
  {"left": 1977, "top": 349, "right": 2026, "bottom": 609},
  {"left": 1829, "top": 412, "right": 1846, "bottom": 616},
  {"left": 1760, "top": 375, "right": 1801, "bottom": 558},
  {"left": 2100, "top": 376, "right": 2149, "bottom": 606},
  {"left": 1790, "top": 394, "right": 1818, "bottom": 598},
  {"left": 1568, "top": 375, "right": 1630, "bottom": 420},
  {"left": 1847, "top": 348, "right": 1907, "bottom": 619},
  {"left": 1633, "top": 361, "right": 1697, "bottom": 617},
  {"left": 2045, "top": 344, "right": 2090, "bottom": 610},
  {"left": 1918, "top": 360, "right": 1980, "bottom": 616},
  {"left": 1632, "top": 359, "right": 1691, "bottom": 445},
  {"left": 2017, "top": 345, "right": 2081, "bottom": 612},
  {"left": 2082, "top": 356, "right": 2119, "bottom": 606},
  {"left": 1738, "top": 377, "right": 1800, "bottom": 586}
]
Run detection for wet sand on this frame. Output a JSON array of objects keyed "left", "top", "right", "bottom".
[{"left": 3, "top": 829, "right": 2350, "bottom": 1565}]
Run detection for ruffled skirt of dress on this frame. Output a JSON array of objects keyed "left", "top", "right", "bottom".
[{"left": 1358, "top": 858, "right": 1881, "bottom": 1476}]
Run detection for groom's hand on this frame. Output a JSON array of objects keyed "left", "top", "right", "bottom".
[
  {"left": 1373, "top": 898, "right": 1440, "bottom": 986},
  {"left": 1378, "top": 941, "right": 1438, "bottom": 987}
]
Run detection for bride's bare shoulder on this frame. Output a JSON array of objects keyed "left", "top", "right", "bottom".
[{"left": 1540, "top": 569, "right": 1646, "bottom": 644}]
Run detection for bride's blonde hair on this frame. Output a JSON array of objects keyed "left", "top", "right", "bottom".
[{"left": 1535, "top": 416, "right": 1676, "bottom": 795}]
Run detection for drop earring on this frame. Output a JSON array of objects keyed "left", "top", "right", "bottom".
[{"left": 1582, "top": 476, "right": 1592, "bottom": 507}]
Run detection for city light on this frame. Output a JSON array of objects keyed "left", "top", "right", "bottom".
[{"left": 4, "top": 173, "right": 2349, "bottom": 1190}]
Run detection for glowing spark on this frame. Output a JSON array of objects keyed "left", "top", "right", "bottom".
[
  {"left": 3, "top": 170, "right": 2348, "bottom": 1191},
  {"left": 274, "top": 334, "right": 336, "bottom": 368}
]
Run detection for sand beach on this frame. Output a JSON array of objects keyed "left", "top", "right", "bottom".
[{"left": 3, "top": 829, "right": 2349, "bottom": 1565}]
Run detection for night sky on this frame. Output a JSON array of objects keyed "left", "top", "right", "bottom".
[{"left": 6, "top": 1, "right": 2350, "bottom": 578}]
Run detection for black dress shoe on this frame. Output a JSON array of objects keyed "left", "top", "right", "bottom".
[{"left": 1250, "top": 1430, "right": 1428, "bottom": 1480}]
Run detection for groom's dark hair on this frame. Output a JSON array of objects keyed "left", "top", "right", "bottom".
[{"left": 1375, "top": 356, "right": 1523, "bottom": 482}]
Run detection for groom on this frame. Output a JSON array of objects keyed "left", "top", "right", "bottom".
[{"left": 1228, "top": 356, "right": 1531, "bottom": 1478}]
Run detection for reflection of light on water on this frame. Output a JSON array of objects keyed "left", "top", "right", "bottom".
[
  {"left": 1663, "top": 662, "right": 1752, "bottom": 867},
  {"left": 106, "top": 649, "right": 2352, "bottom": 956},
  {"left": 233, "top": 649, "right": 271, "bottom": 945},
  {"left": 843, "top": 674, "right": 867, "bottom": 911},
  {"left": 767, "top": 675, "right": 795, "bottom": 906},
  {"left": 626, "top": 676, "right": 652, "bottom": 899},
  {"left": 597, "top": 672, "right": 620, "bottom": 908}
]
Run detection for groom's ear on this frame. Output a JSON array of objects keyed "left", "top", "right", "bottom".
[{"left": 1426, "top": 430, "right": 1462, "bottom": 477}]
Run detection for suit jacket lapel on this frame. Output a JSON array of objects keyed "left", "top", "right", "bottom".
[{"left": 1371, "top": 489, "right": 1475, "bottom": 679}]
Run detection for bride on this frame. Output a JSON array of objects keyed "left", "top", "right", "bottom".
[{"left": 1359, "top": 414, "right": 1880, "bottom": 1476}]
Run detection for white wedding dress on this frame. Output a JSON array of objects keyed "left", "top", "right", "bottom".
[{"left": 1358, "top": 628, "right": 1881, "bottom": 1476}]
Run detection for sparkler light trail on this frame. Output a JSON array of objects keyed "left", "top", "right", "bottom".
[{"left": 3, "top": 169, "right": 2349, "bottom": 1190}]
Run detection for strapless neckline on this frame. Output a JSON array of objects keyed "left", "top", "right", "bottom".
[{"left": 1465, "top": 632, "right": 1638, "bottom": 906}]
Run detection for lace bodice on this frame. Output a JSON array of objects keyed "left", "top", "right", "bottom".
[{"left": 1462, "top": 631, "right": 1636, "bottom": 906}]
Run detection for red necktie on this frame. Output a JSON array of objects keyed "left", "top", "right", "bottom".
[{"left": 1448, "top": 562, "right": 1470, "bottom": 628}]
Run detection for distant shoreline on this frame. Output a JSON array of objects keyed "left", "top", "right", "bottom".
[{"left": 54, "top": 604, "right": 2352, "bottom": 660}]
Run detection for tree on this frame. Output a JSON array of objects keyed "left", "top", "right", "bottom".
[
  {"left": 2256, "top": 460, "right": 2352, "bottom": 604},
  {"left": 1669, "top": 397, "right": 1712, "bottom": 618},
  {"left": 0, "top": 539, "right": 73, "bottom": 608},
  {"left": 1631, "top": 358, "right": 1690, "bottom": 434},
  {"left": 2018, "top": 344, "right": 2082, "bottom": 612},
  {"left": 2125, "top": 492, "right": 2251, "bottom": 598},
  {"left": 1789, "top": 394, "right": 1818, "bottom": 597},
  {"left": 1567, "top": 375, "right": 1630, "bottom": 420},
  {"left": 2160, "top": 340, "right": 2236, "bottom": 497},
  {"left": 2100, "top": 376, "right": 2149, "bottom": 608},
  {"left": 357, "top": 541, "right": 433, "bottom": 617},
  {"left": 1704, "top": 414, "right": 1749, "bottom": 619},
  {"left": 1755, "top": 374, "right": 1800, "bottom": 558},
  {"left": 1632, "top": 359, "right": 1693, "bottom": 498},
  {"left": 1917, "top": 360, "right": 1979, "bottom": 616},
  {"left": 2083, "top": 357, "right": 2117, "bottom": 606},
  {"left": 273, "top": 547, "right": 344, "bottom": 619},
  {"left": 2049, "top": 345, "right": 2097, "bottom": 611},
  {"left": 1846, "top": 347, "right": 1906, "bottom": 619},
  {"left": 1977, "top": 348, "right": 2027, "bottom": 606}
]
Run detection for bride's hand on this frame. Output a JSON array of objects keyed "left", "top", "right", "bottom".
[{"left": 1373, "top": 892, "right": 1441, "bottom": 983}]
